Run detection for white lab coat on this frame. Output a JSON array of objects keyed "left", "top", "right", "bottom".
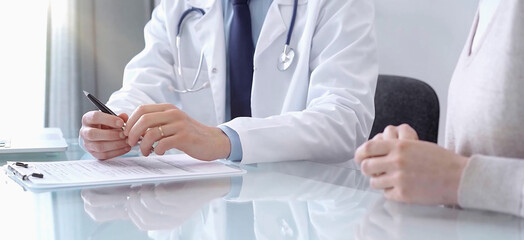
[{"left": 107, "top": 0, "right": 378, "bottom": 164}]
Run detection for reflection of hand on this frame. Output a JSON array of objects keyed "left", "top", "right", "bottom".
[
  {"left": 79, "top": 111, "right": 131, "bottom": 160},
  {"left": 356, "top": 199, "right": 460, "bottom": 240},
  {"left": 355, "top": 135, "right": 469, "bottom": 205},
  {"left": 81, "top": 178, "right": 231, "bottom": 231},
  {"left": 123, "top": 104, "right": 230, "bottom": 161},
  {"left": 82, "top": 185, "right": 134, "bottom": 222}
]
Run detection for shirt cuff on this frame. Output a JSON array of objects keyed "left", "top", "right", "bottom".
[{"left": 218, "top": 125, "right": 243, "bottom": 161}]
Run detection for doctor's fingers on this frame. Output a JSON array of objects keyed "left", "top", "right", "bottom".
[
  {"left": 355, "top": 140, "right": 395, "bottom": 164},
  {"left": 80, "top": 126, "right": 126, "bottom": 141},
  {"left": 125, "top": 104, "right": 178, "bottom": 136},
  {"left": 82, "top": 111, "right": 125, "bottom": 129},
  {"left": 153, "top": 134, "right": 187, "bottom": 156},
  {"left": 128, "top": 110, "right": 186, "bottom": 147},
  {"left": 84, "top": 139, "right": 130, "bottom": 153},
  {"left": 138, "top": 122, "right": 181, "bottom": 156},
  {"left": 126, "top": 109, "right": 181, "bottom": 144},
  {"left": 91, "top": 146, "right": 132, "bottom": 160},
  {"left": 85, "top": 141, "right": 131, "bottom": 160}
]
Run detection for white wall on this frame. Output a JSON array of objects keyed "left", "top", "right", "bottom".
[
  {"left": 92, "top": 0, "right": 153, "bottom": 104},
  {"left": 374, "top": 0, "right": 479, "bottom": 144}
]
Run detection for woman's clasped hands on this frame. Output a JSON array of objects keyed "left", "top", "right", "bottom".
[{"left": 354, "top": 124, "right": 470, "bottom": 205}]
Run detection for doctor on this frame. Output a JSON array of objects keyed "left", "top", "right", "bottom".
[{"left": 79, "top": 0, "right": 378, "bottom": 164}]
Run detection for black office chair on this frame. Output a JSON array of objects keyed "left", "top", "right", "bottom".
[{"left": 369, "top": 75, "right": 440, "bottom": 143}]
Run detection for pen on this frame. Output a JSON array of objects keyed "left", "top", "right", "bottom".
[
  {"left": 83, "top": 91, "right": 153, "bottom": 153},
  {"left": 83, "top": 90, "right": 117, "bottom": 115},
  {"left": 83, "top": 90, "right": 125, "bottom": 131}
]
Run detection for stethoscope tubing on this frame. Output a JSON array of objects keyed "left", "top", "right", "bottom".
[
  {"left": 173, "top": 0, "right": 299, "bottom": 93},
  {"left": 174, "top": 7, "right": 207, "bottom": 93},
  {"left": 177, "top": 7, "right": 206, "bottom": 36},
  {"left": 286, "top": 0, "right": 299, "bottom": 46}
]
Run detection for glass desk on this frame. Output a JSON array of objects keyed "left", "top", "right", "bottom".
[{"left": 1, "top": 140, "right": 523, "bottom": 240}]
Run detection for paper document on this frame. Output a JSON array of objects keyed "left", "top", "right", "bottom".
[{"left": 5, "top": 154, "right": 245, "bottom": 191}]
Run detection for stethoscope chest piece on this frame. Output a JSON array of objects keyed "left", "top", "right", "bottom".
[
  {"left": 278, "top": 45, "right": 295, "bottom": 71},
  {"left": 278, "top": 0, "right": 299, "bottom": 71}
]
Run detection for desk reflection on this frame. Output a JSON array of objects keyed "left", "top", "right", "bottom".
[
  {"left": 357, "top": 198, "right": 524, "bottom": 240},
  {"left": 82, "top": 179, "right": 231, "bottom": 231},
  {"left": 81, "top": 160, "right": 380, "bottom": 239}
]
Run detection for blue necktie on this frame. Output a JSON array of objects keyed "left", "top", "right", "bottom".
[{"left": 229, "top": 0, "right": 254, "bottom": 118}]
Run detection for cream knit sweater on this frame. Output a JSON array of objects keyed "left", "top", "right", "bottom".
[{"left": 446, "top": 0, "right": 524, "bottom": 216}]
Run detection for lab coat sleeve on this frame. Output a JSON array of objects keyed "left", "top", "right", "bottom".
[
  {"left": 222, "top": 0, "right": 378, "bottom": 164},
  {"left": 106, "top": 2, "right": 178, "bottom": 115},
  {"left": 458, "top": 155, "right": 524, "bottom": 217}
]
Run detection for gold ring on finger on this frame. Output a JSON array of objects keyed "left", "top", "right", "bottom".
[{"left": 158, "top": 126, "right": 165, "bottom": 137}]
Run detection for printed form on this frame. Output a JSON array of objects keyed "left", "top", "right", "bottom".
[{"left": 6, "top": 154, "right": 244, "bottom": 190}]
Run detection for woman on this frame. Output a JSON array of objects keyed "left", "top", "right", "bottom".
[{"left": 355, "top": 0, "right": 524, "bottom": 216}]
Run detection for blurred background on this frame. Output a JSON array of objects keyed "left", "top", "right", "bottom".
[{"left": 0, "top": 0, "right": 478, "bottom": 144}]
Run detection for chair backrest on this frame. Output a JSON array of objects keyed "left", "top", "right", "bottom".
[{"left": 370, "top": 75, "right": 440, "bottom": 143}]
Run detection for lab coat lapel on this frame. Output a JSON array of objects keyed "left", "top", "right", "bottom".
[
  {"left": 191, "top": 0, "right": 227, "bottom": 124},
  {"left": 255, "top": 0, "right": 308, "bottom": 59},
  {"left": 254, "top": 2, "right": 287, "bottom": 60}
]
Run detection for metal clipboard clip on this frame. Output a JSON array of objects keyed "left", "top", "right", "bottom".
[{"left": 7, "top": 162, "right": 44, "bottom": 181}]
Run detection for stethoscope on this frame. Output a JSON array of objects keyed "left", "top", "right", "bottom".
[
  {"left": 172, "top": 0, "right": 298, "bottom": 93},
  {"left": 173, "top": 7, "right": 208, "bottom": 93},
  {"left": 278, "top": 0, "right": 299, "bottom": 71}
]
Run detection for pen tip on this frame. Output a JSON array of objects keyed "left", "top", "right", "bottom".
[{"left": 83, "top": 90, "right": 89, "bottom": 96}]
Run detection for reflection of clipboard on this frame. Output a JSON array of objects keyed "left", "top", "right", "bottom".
[{"left": 5, "top": 154, "right": 245, "bottom": 192}]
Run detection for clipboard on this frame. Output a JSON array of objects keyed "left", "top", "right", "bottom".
[{"left": 4, "top": 154, "right": 245, "bottom": 191}]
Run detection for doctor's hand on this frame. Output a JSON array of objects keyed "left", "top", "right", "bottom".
[
  {"left": 124, "top": 104, "right": 231, "bottom": 160},
  {"left": 355, "top": 137, "right": 469, "bottom": 205},
  {"left": 80, "top": 111, "right": 131, "bottom": 160}
]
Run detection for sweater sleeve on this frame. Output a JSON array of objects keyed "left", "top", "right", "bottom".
[{"left": 458, "top": 154, "right": 524, "bottom": 217}]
